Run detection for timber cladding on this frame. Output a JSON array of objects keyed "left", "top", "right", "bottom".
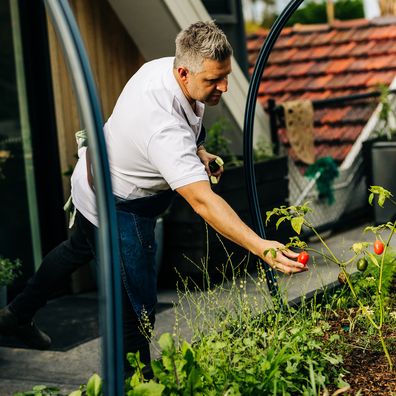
[{"left": 46, "top": 0, "right": 145, "bottom": 198}]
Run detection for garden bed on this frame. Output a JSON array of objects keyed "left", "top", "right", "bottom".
[{"left": 328, "top": 275, "right": 396, "bottom": 395}]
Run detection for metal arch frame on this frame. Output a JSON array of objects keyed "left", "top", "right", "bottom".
[
  {"left": 243, "top": 0, "right": 305, "bottom": 297},
  {"left": 43, "top": 1, "right": 124, "bottom": 394},
  {"left": 42, "top": 0, "right": 305, "bottom": 392}
]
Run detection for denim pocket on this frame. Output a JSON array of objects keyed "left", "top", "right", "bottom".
[{"left": 133, "top": 215, "right": 157, "bottom": 251}]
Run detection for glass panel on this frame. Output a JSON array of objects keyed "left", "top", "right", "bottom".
[{"left": 0, "top": 0, "right": 41, "bottom": 298}]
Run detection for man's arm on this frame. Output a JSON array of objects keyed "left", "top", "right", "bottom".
[{"left": 176, "top": 181, "right": 306, "bottom": 274}]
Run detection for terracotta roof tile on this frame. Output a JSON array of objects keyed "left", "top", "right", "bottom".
[
  {"left": 367, "top": 39, "right": 396, "bottom": 56},
  {"left": 320, "top": 106, "right": 351, "bottom": 123},
  {"left": 343, "top": 103, "right": 378, "bottom": 122},
  {"left": 305, "top": 74, "right": 333, "bottom": 90},
  {"left": 314, "top": 30, "right": 338, "bottom": 45},
  {"left": 326, "top": 58, "right": 355, "bottom": 74},
  {"left": 306, "top": 61, "right": 332, "bottom": 75},
  {"left": 369, "top": 25, "right": 396, "bottom": 40},
  {"left": 289, "top": 47, "right": 318, "bottom": 61},
  {"left": 267, "top": 48, "right": 299, "bottom": 64},
  {"left": 310, "top": 45, "right": 334, "bottom": 59},
  {"left": 288, "top": 61, "right": 316, "bottom": 77},
  {"left": 366, "top": 71, "right": 396, "bottom": 86},
  {"left": 284, "top": 77, "right": 314, "bottom": 92},
  {"left": 329, "top": 42, "right": 357, "bottom": 57},
  {"left": 247, "top": 18, "right": 396, "bottom": 166},
  {"left": 332, "top": 18, "right": 370, "bottom": 29},
  {"left": 350, "top": 40, "right": 376, "bottom": 56}
]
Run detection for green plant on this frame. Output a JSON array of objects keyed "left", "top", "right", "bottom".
[
  {"left": 13, "top": 385, "right": 64, "bottom": 396},
  {"left": 373, "top": 84, "right": 396, "bottom": 140},
  {"left": 0, "top": 256, "right": 21, "bottom": 287},
  {"left": 204, "top": 118, "right": 241, "bottom": 167},
  {"left": 205, "top": 118, "right": 276, "bottom": 167},
  {"left": 266, "top": 185, "right": 396, "bottom": 370},
  {"left": 69, "top": 373, "right": 103, "bottom": 396},
  {"left": 120, "top": 264, "right": 348, "bottom": 395}
]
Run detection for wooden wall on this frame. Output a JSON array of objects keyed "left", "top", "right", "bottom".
[{"left": 47, "top": 0, "right": 145, "bottom": 196}]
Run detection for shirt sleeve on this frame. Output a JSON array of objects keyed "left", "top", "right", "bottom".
[{"left": 147, "top": 124, "right": 209, "bottom": 190}]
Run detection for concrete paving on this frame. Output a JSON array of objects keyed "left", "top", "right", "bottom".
[{"left": 0, "top": 220, "right": 394, "bottom": 395}]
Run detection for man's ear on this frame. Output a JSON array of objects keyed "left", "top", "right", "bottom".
[{"left": 177, "top": 66, "right": 189, "bottom": 82}]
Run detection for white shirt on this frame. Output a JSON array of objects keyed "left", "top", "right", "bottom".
[{"left": 71, "top": 57, "right": 209, "bottom": 226}]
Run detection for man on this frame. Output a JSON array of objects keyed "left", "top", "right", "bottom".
[{"left": 0, "top": 21, "right": 306, "bottom": 370}]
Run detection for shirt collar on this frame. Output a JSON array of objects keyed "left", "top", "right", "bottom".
[{"left": 165, "top": 58, "right": 204, "bottom": 126}]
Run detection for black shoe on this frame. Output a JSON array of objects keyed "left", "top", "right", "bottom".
[{"left": 0, "top": 307, "right": 52, "bottom": 350}]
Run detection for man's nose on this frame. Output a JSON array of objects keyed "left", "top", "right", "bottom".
[{"left": 216, "top": 78, "right": 228, "bottom": 92}]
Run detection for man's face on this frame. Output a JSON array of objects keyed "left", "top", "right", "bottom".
[{"left": 182, "top": 57, "right": 232, "bottom": 106}]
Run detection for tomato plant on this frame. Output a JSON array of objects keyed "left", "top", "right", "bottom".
[
  {"left": 374, "top": 239, "right": 384, "bottom": 255},
  {"left": 297, "top": 251, "right": 309, "bottom": 266}
]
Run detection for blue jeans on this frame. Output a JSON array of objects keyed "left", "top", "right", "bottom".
[
  {"left": 9, "top": 210, "right": 156, "bottom": 367},
  {"left": 117, "top": 210, "right": 158, "bottom": 317}
]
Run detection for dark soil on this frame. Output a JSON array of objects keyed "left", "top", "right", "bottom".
[
  {"left": 342, "top": 345, "right": 396, "bottom": 395},
  {"left": 328, "top": 277, "right": 396, "bottom": 395}
]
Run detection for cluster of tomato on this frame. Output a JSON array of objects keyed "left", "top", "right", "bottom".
[
  {"left": 296, "top": 239, "right": 385, "bottom": 271},
  {"left": 356, "top": 239, "right": 384, "bottom": 272}
]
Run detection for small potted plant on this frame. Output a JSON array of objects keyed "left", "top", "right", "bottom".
[{"left": 0, "top": 257, "right": 21, "bottom": 308}]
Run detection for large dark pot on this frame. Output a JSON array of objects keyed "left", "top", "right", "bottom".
[
  {"left": 160, "top": 156, "right": 292, "bottom": 284},
  {"left": 362, "top": 138, "right": 396, "bottom": 224}
]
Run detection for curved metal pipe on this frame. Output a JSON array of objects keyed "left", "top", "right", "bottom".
[
  {"left": 243, "top": 0, "right": 304, "bottom": 297},
  {"left": 43, "top": 1, "right": 124, "bottom": 394}
]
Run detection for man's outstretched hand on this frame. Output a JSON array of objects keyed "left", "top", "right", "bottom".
[{"left": 260, "top": 240, "right": 308, "bottom": 275}]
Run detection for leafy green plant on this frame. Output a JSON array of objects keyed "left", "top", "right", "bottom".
[
  {"left": 205, "top": 118, "right": 276, "bottom": 167},
  {"left": 13, "top": 385, "right": 64, "bottom": 396},
  {"left": 118, "top": 269, "right": 348, "bottom": 395},
  {"left": 266, "top": 185, "right": 396, "bottom": 370},
  {"left": 69, "top": 373, "right": 103, "bottom": 396},
  {"left": 373, "top": 84, "right": 396, "bottom": 140},
  {"left": 0, "top": 256, "right": 21, "bottom": 287},
  {"left": 204, "top": 118, "right": 241, "bottom": 167}
]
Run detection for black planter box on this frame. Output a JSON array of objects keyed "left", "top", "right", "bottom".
[
  {"left": 160, "top": 156, "right": 293, "bottom": 283},
  {"left": 362, "top": 138, "right": 396, "bottom": 224}
]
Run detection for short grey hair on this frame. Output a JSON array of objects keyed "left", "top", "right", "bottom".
[{"left": 174, "top": 21, "right": 233, "bottom": 73}]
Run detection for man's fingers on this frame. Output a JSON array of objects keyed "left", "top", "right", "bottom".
[{"left": 269, "top": 253, "right": 307, "bottom": 274}]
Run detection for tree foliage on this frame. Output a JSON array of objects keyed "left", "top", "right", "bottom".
[{"left": 286, "top": 0, "right": 365, "bottom": 26}]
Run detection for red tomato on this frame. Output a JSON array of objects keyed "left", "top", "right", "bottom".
[
  {"left": 297, "top": 251, "right": 309, "bottom": 266},
  {"left": 374, "top": 240, "right": 384, "bottom": 255}
]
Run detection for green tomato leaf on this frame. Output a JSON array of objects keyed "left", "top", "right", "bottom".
[
  {"left": 275, "top": 216, "right": 286, "bottom": 229},
  {"left": 129, "top": 381, "right": 165, "bottom": 396},
  {"left": 68, "top": 391, "right": 82, "bottom": 396},
  {"left": 366, "top": 252, "right": 380, "bottom": 268},
  {"left": 86, "top": 373, "right": 103, "bottom": 396},
  {"left": 264, "top": 248, "right": 277, "bottom": 259},
  {"left": 378, "top": 193, "right": 385, "bottom": 207},
  {"left": 291, "top": 216, "right": 304, "bottom": 235}
]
